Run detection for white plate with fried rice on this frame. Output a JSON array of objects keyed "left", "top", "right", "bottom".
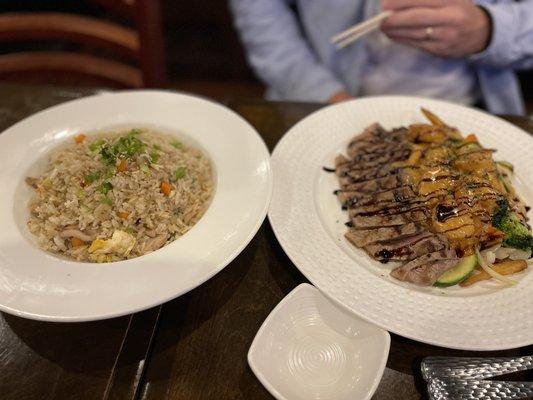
[{"left": 0, "top": 90, "right": 272, "bottom": 321}]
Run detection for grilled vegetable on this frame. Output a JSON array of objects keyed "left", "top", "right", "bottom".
[
  {"left": 435, "top": 254, "right": 477, "bottom": 287},
  {"left": 460, "top": 260, "right": 527, "bottom": 287},
  {"left": 496, "top": 161, "right": 514, "bottom": 173},
  {"left": 492, "top": 200, "right": 533, "bottom": 256}
]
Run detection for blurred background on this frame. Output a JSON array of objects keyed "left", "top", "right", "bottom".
[{"left": 0, "top": 0, "right": 530, "bottom": 111}]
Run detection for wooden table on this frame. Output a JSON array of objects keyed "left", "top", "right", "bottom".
[{"left": 0, "top": 84, "right": 531, "bottom": 400}]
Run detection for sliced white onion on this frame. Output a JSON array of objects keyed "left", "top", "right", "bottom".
[
  {"left": 494, "top": 246, "right": 531, "bottom": 261},
  {"left": 507, "top": 248, "right": 532, "bottom": 260},
  {"left": 485, "top": 251, "right": 496, "bottom": 265},
  {"left": 481, "top": 246, "right": 498, "bottom": 265},
  {"left": 475, "top": 248, "right": 518, "bottom": 286},
  {"left": 495, "top": 247, "right": 510, "bottom": 260}
]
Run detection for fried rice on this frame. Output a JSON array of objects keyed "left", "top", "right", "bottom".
[{"left": 26, "top": 128, "right": 213, "bottom": 262}]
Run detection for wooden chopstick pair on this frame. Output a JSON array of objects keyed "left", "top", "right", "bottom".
[{"left": 331, "top": 11, "right": 392, "bottom": 49}]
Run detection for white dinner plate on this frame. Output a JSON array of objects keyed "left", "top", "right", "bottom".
[
  {"left": 269, "top": 96, "right": 533, "bottom": 350},
  {"left": 0, "top": 90, "right": 272, "bottom": 322}
]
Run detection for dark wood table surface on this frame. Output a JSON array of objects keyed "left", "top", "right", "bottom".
[{"left": 0, "top": 83, "right": 531, "bottom": 400}]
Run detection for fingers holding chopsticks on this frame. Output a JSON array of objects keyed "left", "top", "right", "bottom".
[
  {"left": 381, "top": 26, "right": 462, "bottom": 42},
  {"left": 330, "top": 0, "right": 490, "bottom": 56},
  {"left": 381, "top": 0, "right": 449, "bottom": 10},
  {"left": 379, "top": 0, "right": 492, "bottom": 58},
  {"left": 381, "top": 7, "right": 463, "bottom": 29}
]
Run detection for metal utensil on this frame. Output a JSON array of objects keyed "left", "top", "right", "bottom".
[
  {"left": 428, "top": 377, "right": 533, "bottom": 400},
  {"left": 422, "top": 356, "right": 533, "bottom": 381}
]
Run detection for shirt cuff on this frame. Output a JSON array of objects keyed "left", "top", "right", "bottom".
[{"left": 470, "top": 3, "right": 517, "bottom": 67}]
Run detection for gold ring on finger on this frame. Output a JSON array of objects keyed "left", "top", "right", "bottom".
[{"left": 425, "top": 26, "right": 434, "bottom": 40}]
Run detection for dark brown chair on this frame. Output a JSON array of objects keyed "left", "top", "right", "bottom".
[{"left": 0, "top": 0, "right": 166, "bottom": 88}]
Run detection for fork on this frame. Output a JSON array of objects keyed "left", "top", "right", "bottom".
[
  {"left": 428, "top": 377, "right": 533, "bottom": 400},
  {"left": 422, "top": 356, "right": 533, "bottom": 381}
]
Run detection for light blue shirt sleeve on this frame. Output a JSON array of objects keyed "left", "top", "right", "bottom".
[
  {"left": 474, "top": 0, "right": 533, "bottom": 70},
  {"left": 229, "top": 0, "right": 346, "bottom": 102}
]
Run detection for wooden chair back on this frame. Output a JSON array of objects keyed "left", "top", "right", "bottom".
[{"left": 0, "top": 0, "right": 166, "bottom": 88}]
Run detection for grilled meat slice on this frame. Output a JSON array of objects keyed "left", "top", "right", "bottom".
[
  {"left": 346, "top": 123, "right": 386, "bottom": 145},
  {"left": 348, "top": 200, "right": 429, "bottom": 219},
  {"left": 344, "top": 222, "right": 426, "bottom": 247},
  {"left": 363, "top": 232, "right": 448, "bottom": 263},
  {"left": 345, "top": 145, "right": 412, "bottom": 164},
  {"left": 341, "top": 164, "right": 418, "bottom": 184},
  {"left": 338, "top": 186, "right": 416, "bottom": 209},
  {"left": 336, "top": 148, "right": 411, "bottom": 172},
  {"left": 349, "top": 209, "right": 428, "bottom": 228},
  {"left": 339, "top": 174, "right": 406, "bottom": 193},
  {"left": 348, "top": 141, "right": 407, "bottom": 158},
  {"left": 347, "top": 191, "right": 449, "bottom": 218},
  {"left": 390, "top": 248, "right": 459, "bottom": 285},
  {"left": 347, "top": 126, "right": 409, "bottom": 157}
]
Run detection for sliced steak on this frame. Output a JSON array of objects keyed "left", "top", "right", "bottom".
[
  {"left": 339, "top": 174, "right": 406, "bottom": 193},
  {"left": 347, "top": 123, "right": 387, "bottom": 145},
  {"left": 339, "top": 186, "right": 416, "bottom": 209},
  {"left": 348, "top": 126, "right": 408, "bottom": 149},
  {"left": 349, "top": 209, "right": 428, "bottom": 228},
  {"left": 363, "top": 232, "right": 448, "bottom": 263},
  {"left": 336, "top": 149, "right": 411, "bottom": 173},
  {"left": 348, "top": 141, "right": 405, "bottom": 157},
  {"left": 344, "top": 222, "right": 426, "bottom": 247},
  {"left": 348, "top": 188, "right": 451, "bottom": 217},
  {"left": 348, "top": 200, "right": 428, "bottom": 219},
  {"left": 390, "top": 248, "right": 459, "bottom": 285},
  {"left": 342, "top": 164, "right": 392, "bottom": 181},
  {"left": 348, "top": 145, "right": 411, "bottom": 164},
  {"left": 334, "top": 154, "right": 350, "bottom": 173},
  {"left": 341, "top": 165, "right": 419, "bottom": 184}
]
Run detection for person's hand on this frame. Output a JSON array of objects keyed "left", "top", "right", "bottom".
[
  {"left": 380, "top": 0, "right": 491, "bottom": 58},
  {"left": 329, "top": 91, "right": 354, "bottom": 104}
]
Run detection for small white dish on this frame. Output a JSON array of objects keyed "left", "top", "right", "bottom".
[{"left": 248, "top": 283, "right": 390, "bottom": 400}]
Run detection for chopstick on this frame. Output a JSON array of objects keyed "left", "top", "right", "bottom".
[{"left": 331, "top": 11, "right": 392, "bottom": 49}]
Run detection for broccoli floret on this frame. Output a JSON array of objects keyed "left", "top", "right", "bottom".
[{"left": 492, "top": 199, "right": 533, "bottom": 255}]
